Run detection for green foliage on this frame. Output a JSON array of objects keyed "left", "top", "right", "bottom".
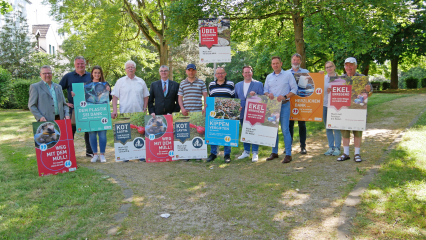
[
  {"left": 382, "top": 82, "right": 390, "bottom": 90},
  {"left": 405, "top": 77, "right": 418, "bottom": 89},
  {"left": 0, "top": 66, "right": 11, "bottom": 105},
  {"left": 0, "top": 0, "right": 12, "bottom": 15},
  {"left": 12, "top": 78, "right": 40, "bottom": 109},
  {"left": 129, "top": 112, "right": 145, "bottom": 127},
  {"left": 421, "top": 78, "right": 426, "bottom": 88}
]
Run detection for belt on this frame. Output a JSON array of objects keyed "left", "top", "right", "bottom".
[{"left": 282, "top": 99, "right": 289, "bottom": 104}]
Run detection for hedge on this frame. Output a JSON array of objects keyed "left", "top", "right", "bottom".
[
  {"left": 421, "top": 77, "right": 426, "bottom": 88},
  {"left": 382, "top": 82, "right": 390, "bottom": 90},
  {"left": 13, "top": 78, "right": 40, "bottom": 109},
  {"left": 405, "top": 77, "right": 418, "bottom": 89},
  {"left": 0, "top": 67, "right": 12, "bottom": 106}
]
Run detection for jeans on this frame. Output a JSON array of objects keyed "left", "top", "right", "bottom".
[
  {"left": 89, "top": 130, "right": 107, "bottom": 154},
  {"left": 289, "top": 120, "right": 306, "bottom": 148},
  {"left": 240, "top": 119, "right": 259, "bottom": 153},
  {"left": 323, "top": 106, "right": 341, "bottom": 149},
  {"left": 210, "top": 145, "right": 231, "bottom": 156},
  {"left": 273, "top": 102, "right": 292, "bottom": 156}
]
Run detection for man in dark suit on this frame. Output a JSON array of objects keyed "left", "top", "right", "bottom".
[
  {"left": 148, "top": 65, "right": 180, "bottom": 116},
  {"left": 28, "top": 65, "right": 69, "bottom": 121}
]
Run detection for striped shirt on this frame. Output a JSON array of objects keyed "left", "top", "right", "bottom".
[
  {"left": 208, "top": 80, "right": 235, "bottom": 98},
  {"left": 178, "top": 78, "right": 207, "bottom": 112}
]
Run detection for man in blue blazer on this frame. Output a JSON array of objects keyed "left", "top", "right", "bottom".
[
  {"left": 28, "top": 65, "right": 69, "bottom": 121},
  {"left": 234, "top": 66, "right": 264, "bottom": 162},
  {"left": 148, "top": 65, "right": 180, "bottom": 116}
]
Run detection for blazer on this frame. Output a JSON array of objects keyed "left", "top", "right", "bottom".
[
  {"left": 234, "top": 79, "right": 264, "bottom": 120},
  {"left": 148, "top": 80, "right": 180, "bottom": 115},
  {"left": 28, "top": 80, "right": 69, "bottom": 121}
]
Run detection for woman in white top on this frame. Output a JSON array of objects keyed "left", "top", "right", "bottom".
[{"left": 323, "top": 61, "right": 341, "bottom": 156}]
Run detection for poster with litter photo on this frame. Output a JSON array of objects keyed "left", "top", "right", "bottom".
[{"left": 198, "top": 18, "right": 231, "bottom": 63}]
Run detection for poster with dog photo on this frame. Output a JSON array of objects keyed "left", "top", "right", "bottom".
[
  {"left": 72, "top": 82, "right": 112, "bottom": 132},
  {"left": 32, "top": 119, "right": 77, "bottom": 177},
  {"left": 326, "top": 76, "right": 370, "bottom": 131},
  {"left": 113, "top": 112, "right": 146, "bottom": 162},
  {"left": 240, "top": 95, "right": 281, "bottom": 147},
  {"left": 145, "top": 115, "right": 174, "bottom": 163},
  {"left": 172, "top": 112, "right": 207, "bottom": 160},
  {"left": 205, "top": 97, "right": 240, "bottom": 147},
  {"left": 290, "top": 73, "right": 324, "bottom": 122}
]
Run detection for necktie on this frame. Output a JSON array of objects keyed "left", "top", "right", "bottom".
[{"left": 163, "top": 82, "right": 167, "bottom": 96}]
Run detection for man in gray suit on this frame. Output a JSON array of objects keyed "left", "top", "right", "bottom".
[{"left": 28, "top": 65, "right": 70, "bottom": 121}]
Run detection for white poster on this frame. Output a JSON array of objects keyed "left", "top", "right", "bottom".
[{"left": 198, "top": 18, "right": 231, "bottom": 63}]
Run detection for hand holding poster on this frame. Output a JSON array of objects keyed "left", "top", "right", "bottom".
[
  {"left": 198, "top": 18, "right": 231, "bottom": 63},
  {"left": 241, "top": 95, "right": 281, "bottom": 147},
  {"left": 290, "top": 73, "right": 324, "bottom": 122},
  {"left": 32, "top": 119, "right": 77, "bottom": 176},
  {"left": 114, "top": 112, "right": 146, "bottom": 161},
  {"left": 327, "top": 76, "right": 370, "bottom": 131},
  {"left": 72, "top": 82, "right": 112, "bottom": 132},
  {"left": 145, "top": 115, "right": 174, "bottom": 162},
  {"left": 173, "top": 112, "right": 207, "bottom": 160},
  {"left": 205, "top": 97, "right": 240, "bottom": 147}
]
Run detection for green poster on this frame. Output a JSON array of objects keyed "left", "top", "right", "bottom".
[{"left": 73, "top": 82, "right": 113, "bottom": 132}]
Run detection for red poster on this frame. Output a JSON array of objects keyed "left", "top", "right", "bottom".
[
  {"left": 245, "top": 102, "right": 267, "bottom": 126},
  {"left": 145, "top": 115, "right": 174, "bottom": 162},
  {"left": 330, "top": 85, "right": 352, "bottom": 111},
  {"left": 32, "top": 119, "right": 77, "bottom": 177},
  {"left": 200, "top": 27, "right": 218, "bottom": 49}
]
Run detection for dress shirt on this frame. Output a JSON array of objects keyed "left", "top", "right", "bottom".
[
  {"left": 162, "top": 79, "right": 169, "bottom": 96},
  {"left": 44, "top": 81, "right": 59, "bottom": 115},
  {"left": 111, "top": 75, "right": 150, "bottom": 113},
  {"left": 288, "top": 67, "right": 310, "bottom": 74},
  {"left": 264, "top": 69, "right": 298, "bottom": 97}
]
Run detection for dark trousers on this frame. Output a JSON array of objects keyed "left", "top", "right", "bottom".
[
  {"left": 70, "top": 110, "right": 92, "bottom": 154},
  {"left": 289, "top": 120, "right": 306, "bottom": 148}
]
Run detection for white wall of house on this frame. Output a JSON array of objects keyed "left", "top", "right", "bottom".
[{"left": 0, "top": 0, "right": 31, "bottom": 28}]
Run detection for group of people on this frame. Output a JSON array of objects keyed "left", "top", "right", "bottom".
[{"left": 28, "top": 54, "right": 372, "bottom": 164}]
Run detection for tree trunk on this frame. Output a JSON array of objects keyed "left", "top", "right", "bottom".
[
  {"left": 168, "top": 45, "right": 173, "bottom": 80},
  {"left": 292, "top": 6, "right": 306, "bottom": 68},
  {"left": 390, "top": 57, "right": 399, "bottom": 89},
  {"left": 361, "top": 61, "right": 370, "bottom": 76}
]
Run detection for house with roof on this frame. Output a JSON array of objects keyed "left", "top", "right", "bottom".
[{"left": 32, "top": 24, "right": 62, "bottom": 55}]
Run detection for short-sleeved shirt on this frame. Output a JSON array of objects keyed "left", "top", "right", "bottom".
[
  {"left": 178, "top": 78, "right": 207, "bottom": 112},
  {"left": 111, "top": 75, "right": 150, "bottom": 113},
  {"left": 59, "top": 70, "right": 91, "bottom": 114},
  {"left": 264, "top": 69, "right": 298, "bottom": 97},
  {"left": 208, "top": 80, "right": 235, "bottom": 98},
  {"left": 288, "top": 67, "right": 310, "bottom": 74}
]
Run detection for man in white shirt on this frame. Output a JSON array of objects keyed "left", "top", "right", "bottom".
[{"left": 111, "top": 60, "right": 150, "bottom": 118}]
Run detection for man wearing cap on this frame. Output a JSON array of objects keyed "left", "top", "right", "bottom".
[
  {"left": 336, "top": 57, "right": 373, "bottom": 163},
  {"left": 178, "top": 64, "right": 208, "bottom": 161},
  {"left": 288, "top": 53, "right": 309, "bottom": 154},
  {"left": 264, "top": 56, "right": 298, "bottom": 164}
]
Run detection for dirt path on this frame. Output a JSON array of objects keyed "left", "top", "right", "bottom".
[{"left": 75, "top": 94, "right": 426, "bottom": 239}]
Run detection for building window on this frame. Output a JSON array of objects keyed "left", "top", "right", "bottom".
[
  {"left": 49, "top": 45, "right": 51, "bottom": 54},
  {"left": 53, "top": 46, "right": 55, "bottom": 55}
]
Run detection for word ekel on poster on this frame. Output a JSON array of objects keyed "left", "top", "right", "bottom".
[{"left": 290, "top": 73, "right": 324, "bottom": 122}]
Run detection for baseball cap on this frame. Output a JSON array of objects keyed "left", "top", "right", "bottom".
[
  {"left": 186, "top": 64, "right": 196, "bottom": 70},
  {"left": 344, "top": 57, "right": 357, "bottom": 65}
]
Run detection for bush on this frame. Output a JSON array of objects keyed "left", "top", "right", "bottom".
[
  {"left": 405, "top": 77, "right": 418, "bottom": 89},
  {"left": 421, "top": 78, "right": 426, "bottom": 88},
  {"left": 13, "top": 78, "right": 40, "bottom": 109},
  {"left": 382, "top": 82, "right": 390, "bottom": 90},
  {"left": 0, "top": 67, "right": 12, "bottom": 106}
]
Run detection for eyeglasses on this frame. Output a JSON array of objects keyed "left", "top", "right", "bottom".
[
  {"left": 325, "top": 66, "right": 334, "bottom": 69},
  {"left": 216, "top": 72, "right": 226, "bottom": 75},
  {"left": 159, "top": 70, "right": 169, "bottom": 73},
  {"left": 41, "top": 73, "right": 52, "bottom": 75}
]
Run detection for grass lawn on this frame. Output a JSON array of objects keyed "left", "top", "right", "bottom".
[
  {"left": 352, "top": 108, "right": 426, "bottom": 239},
  {"left": 0, "top": 110, "right": 123, "bottom": 239}
]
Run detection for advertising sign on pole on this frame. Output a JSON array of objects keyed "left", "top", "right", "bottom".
[{"left": 198, "top": 18, "right": 231, "bottom": 63}]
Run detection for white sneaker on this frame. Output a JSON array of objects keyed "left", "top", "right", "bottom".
[
  {"left": 90, "top": 155, "right": 99, "bottom": 163},
  {"left": 100, "top": 155, "right": 106, "bottom": 163},
  {"left": 238, "top": 151, "right": 250, "bottom": 159},
  {"left": 252, "top": 153, "right": 258, "bottom": 162}
]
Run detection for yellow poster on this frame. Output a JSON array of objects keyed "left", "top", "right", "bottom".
[{"left": 290, "top": 73, "right": 324, "bottom": 122}]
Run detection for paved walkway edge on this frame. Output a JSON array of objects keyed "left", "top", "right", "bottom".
[
  {"left": 337, "top": 107, "right": 426, "bottom": 239},
  {"left": 82, "top": 165, "right": 133, "bottom": 236}
]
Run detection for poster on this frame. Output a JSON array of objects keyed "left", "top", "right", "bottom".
[
  {"left": 240, "top": 95, "right": 281, "bottom": 147},
  {"left": 290, "top": 73, "right": 324, "bottom": 122},
  {"left": 72, "top": 82, "right": 112, "bottom": 132},
  {"left": 326, "top": 76, "right": 370, "bottom": 131},
  {"left": 32, "top": 119, "right": 77, "bottom": 176},
  {"left": 173, "top": 112, "right": 207, "bottom": 160},
  {"left": 198, "top": 18, "right": 231, "bottom": 63},
  {"left": 205, "top": 97, "right": 240, "bottom": 147},
  {"left": 114, "top": 112, "right": 146, "bottom": 161},
  {"left": 145, "top": 115, "right": 174, "bottom": 163}
]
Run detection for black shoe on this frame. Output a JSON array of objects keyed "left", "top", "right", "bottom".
[
  {"left": 224, "top": 154, "right": 231, "bottom": 163},
  {"left": 206, "top": 154, "right": 217, "bottom": 162},
  {"left": 184, "top": 159, "right": 190, "bottom": 162},
  {"left": 123, "top": 160, "right": 130, "bottom": 162},
  {"left": 86, "top": 153, "right": 94, "bottom": 157},
  {"left": 139, "top": 158, "right": 146, "bottom": 162},
  {"left": 300, "top": 148, "right": 307, "bottom": 154},
  {"left": 283, "top": 149, "right": 286, "bottom": 154}
]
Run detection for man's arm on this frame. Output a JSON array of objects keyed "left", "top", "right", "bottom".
[
  {"left": 28, "top": 85, "right": 44, "bottom": 121},
  {"left": 202, "top": 91, "right": 208, "bottom": 115},
  {"left": 111, "top": 96, "right": 118, "bottom": 119},
  {"left": 178, "top": 95, "right": 188, "bottom": 116},
  {"left": 148, "top": 83, "right": 155, "bottom": 114},
  {"left": 143, "top": 96, "right": 149, "bottom": 112}
]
